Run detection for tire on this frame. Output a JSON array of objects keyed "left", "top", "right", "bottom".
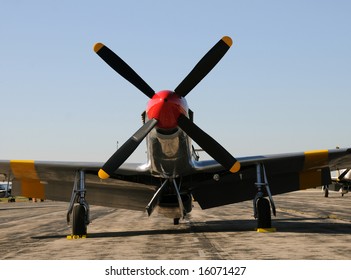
[
  {"left": 173, "top": 218, "right": 180, "bottom": 225},
  {"left": 257, "top": 198, "right": 271, "bottom": 228},
  {"left": 72, "top": 204, "right": 87, "bottom": 236}
]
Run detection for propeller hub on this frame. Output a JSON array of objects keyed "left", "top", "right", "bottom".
[{"left": 146, "top": 90, "right": 188, "bottom": 129}]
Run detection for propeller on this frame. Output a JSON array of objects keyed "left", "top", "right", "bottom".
[
  {"left": 95, "top": 36, "right": 240, "bottom": 179},
  {"left": 174, "top": 36, "right": 233, "bottom": 97},
  {"left": 94, "top": 43, "right": 155, "bottom": 98},
  {"left": 177, "top": 114, "right": 240, "bottom": 173},
  {"left": 98, "top": 118, "right": 158, "bottom": 179}
]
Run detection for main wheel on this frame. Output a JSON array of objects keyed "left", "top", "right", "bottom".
[
  {"left": 257, "top": 197, "right": 271, "bottom": 228},
  {"left": 72, "top": 204, "right": 87, "bottom": 236}
]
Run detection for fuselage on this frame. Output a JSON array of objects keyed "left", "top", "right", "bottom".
[
  {"left": 93, "top": 37, "right": 237, "bottom": 223},
  {"left": 144, "top": 90, "right": 195, "bottom": 178}
]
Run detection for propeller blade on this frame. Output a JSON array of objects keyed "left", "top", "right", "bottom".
[
  {"left": 174, "top": 36, "right": 233, "bottom": 97},
  {"left": 98, "top": 118, "right": 158, "bottom": 179},
  {"left": 177, "top": 114, "right": 240, "bottom": 173},
  {"left": 94, "top": 43, "right": 155, "bottom": 98}
]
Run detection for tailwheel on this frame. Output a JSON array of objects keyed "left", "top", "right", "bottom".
[
  {"left": 256, "top": 197, "right": 271, "bottom": 229},
  {"left": 72, "top": 204, "right": 87, "bottom": 236}
]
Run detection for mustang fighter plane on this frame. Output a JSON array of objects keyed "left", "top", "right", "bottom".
[{"left": 1, "top": 36, "right": 351, "bottom": 236}]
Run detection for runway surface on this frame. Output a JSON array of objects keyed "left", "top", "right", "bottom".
[{"left": 1, "top": 189, "right": 351, "bottom": 260}]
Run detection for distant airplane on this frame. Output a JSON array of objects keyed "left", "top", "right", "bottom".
[
  {"left": 0, "top": 181, "right": 12, "bottom": 198},
  {"left": 323, "top": 169, "right": 351, "bottom": 197},
  {"left": 1, "top": 36, "right": 351, "bottom": 236}
]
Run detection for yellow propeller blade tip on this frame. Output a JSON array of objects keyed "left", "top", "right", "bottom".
[
  {"left": 98, "top": 169, "right": 110, "bottom": 179},
  {"left": 229, "top": 161, "right": 241, "bottom": 173},
  {"left": 222, "top": 36, "right": 233, "bottom": 47},
  {"left": 93, "top": 42, "right": 104, "bottom": 53}
]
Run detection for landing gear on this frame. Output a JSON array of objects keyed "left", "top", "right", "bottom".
[
  {"left": 256, "top": 197, "right": 271, "bottom": 228},
  {"left": 340, "top": 185, "right": 350, "bottom": 197},
  {"left": 253, "top": 163, "right": 275, "bottom": 230},
  {"left": 173, "top": 218, "right": 180, "bottom": 225},
  {"left": 67, "top": 170, "right": 89, "bottom": 236}
]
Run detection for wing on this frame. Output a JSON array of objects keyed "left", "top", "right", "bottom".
[
  {"left": 190, "top": 148, "right": 351, "bottom": 209},
  {"left": 0, "top": 160, "right": 156, "bottom": 211},
  {"left": 2, "top": 148, "right": 351, "bottom": 211}
]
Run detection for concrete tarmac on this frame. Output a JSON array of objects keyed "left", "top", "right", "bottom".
[{"left": 1, "top": 189, "right": 351, "bottom": 260}]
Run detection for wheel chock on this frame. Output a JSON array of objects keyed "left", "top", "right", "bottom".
[
  {"left": 256, "top": 228, "right": 276, "bottom": 233},
  {"left": 66, "top": 235, "right": 87, "bottom": 239}
]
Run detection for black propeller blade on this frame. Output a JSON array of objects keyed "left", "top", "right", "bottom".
[
  {"left": 174, "top": 36, "right": 233, "bottom": 97},
  {"left": 177, "top": 114, "right": 240, "bottom": 173},
  {"left": 94, "top": 43, "right": 155, "bottom": 98},
  {"left": 98, "top": 118, "right": 158, "bottom": 179}
]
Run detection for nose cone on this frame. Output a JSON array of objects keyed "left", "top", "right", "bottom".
[{"left": 146, "top": 90, "right": 188, "bottom": 129}]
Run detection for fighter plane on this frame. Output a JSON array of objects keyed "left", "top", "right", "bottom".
[
  {"left": 327, "top": 168, "right": 351, "bottom": 197},
  {"left": 0, "top": 181, "right": 12, "bottom": 198},
  {"left": 1, "top": 36, "right": 351, "bottom": 236}
]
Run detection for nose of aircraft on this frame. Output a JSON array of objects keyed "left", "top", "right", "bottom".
[{"left": 146, "top": 90, "right": 188, "bottom": 129}]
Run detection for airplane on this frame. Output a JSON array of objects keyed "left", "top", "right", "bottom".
[
  {"left": 1, "top": 36, "right": 351, "bottom": 237},
  {"left": 0, "top": 174, "right": 12, "bottom": 198},
  {"left": 324, "top": 168, "right": 351, "bottom": 197},
  {"left": 0, "top": 181, "right": 12, "bottom": 198}
]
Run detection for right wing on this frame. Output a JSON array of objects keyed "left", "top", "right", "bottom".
[{"left": 0, "top": 160, "right": 156, "bottom": 211}]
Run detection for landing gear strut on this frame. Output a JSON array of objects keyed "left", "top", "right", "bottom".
[
  {"left": 253, "top": 163, "right": 276, "bottom": 229},
  {"left": 172, "top": 178, "right": 186, "bottom": 220},
  {"left": 67, "top": 170, "right": 90, "bottom": 236}
]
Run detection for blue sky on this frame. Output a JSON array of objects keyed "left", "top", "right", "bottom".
[{"left": 1, "top": 0, "right": 350, "bottom": 162}]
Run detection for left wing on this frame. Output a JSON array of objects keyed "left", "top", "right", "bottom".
[{"left": 190, "top": 148, "right": 351, "bottom": 209}]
